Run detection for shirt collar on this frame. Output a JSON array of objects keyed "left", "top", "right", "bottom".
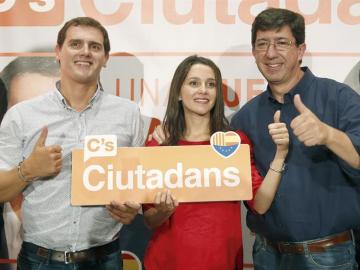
[
  {"left": 54, "top": 80, "right": 103, "bottom": 111},
  {"left": 266, "top": 67, "right": 315, "bottom": 104}
]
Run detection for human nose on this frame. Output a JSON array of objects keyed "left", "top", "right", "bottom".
[
  {"left": 265, "top": 42, "right": 278, "bottom": 57},
  {"left": 80, "top": 44, "right": 91, "bottom": 55},
  {"left": 198, "top": 83, "right": 208, "bottom": 93}
]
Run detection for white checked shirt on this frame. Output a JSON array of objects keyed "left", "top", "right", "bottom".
[{"left": 0, "top": 84, "right": 144, "bottom": 251}]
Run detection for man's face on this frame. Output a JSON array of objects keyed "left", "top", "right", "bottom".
[
  {"left": 7, "top": 73, "right": 58, "bottom": 109},
  {"left": 55, "top": 25, "right": 109, "bottom": 85},
  {"left": 252, "top": 25, "right": 306, "bottom": 95}
]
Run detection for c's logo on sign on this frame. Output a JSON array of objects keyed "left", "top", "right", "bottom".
[
  {"left": 84, "top": 135, "right": 117, "bottom": 162},
  {"left": 0, "top": 0, "right": 64, "bottom": 26}
]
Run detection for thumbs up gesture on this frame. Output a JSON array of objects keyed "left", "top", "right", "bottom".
[
  {"left": 268, "top": 110, "right": 289, "bottom": 157},
  {"left": 290, "top": 94, "right": 329, "bottom": 146},
  {"left": 21, "top": 127, "right": 62, "bottom": 181}
]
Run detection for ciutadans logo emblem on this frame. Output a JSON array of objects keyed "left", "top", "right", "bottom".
[
  {"left": 84, "top": 135, "right": 117, "bottom": 162},
  {"left": 210, "top": 131, "right": 241, "bottom": 158}
]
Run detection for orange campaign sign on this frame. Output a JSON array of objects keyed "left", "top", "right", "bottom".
[{"left": 71, "top": 132, "right": 252, "bottom": 205}]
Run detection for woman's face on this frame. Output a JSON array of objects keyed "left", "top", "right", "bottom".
[{"left": 179, "top": 63, "right": 217, "bottom": 118}]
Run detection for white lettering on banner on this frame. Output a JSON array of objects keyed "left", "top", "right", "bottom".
[
  {"left": 29, "top": 0, "right": 55, "bottom": 12},
  {"left": 79, "top": 0, "right": 359, "bottom": 25},
  {"left": 0, "top": 0, "right": 15, "bottom": 12},
  {"left": 0, "top": 0, "right": 54, "bottom": 13},
  {"left": 82, "top": 162, "right": 240, "bottom": 192}
]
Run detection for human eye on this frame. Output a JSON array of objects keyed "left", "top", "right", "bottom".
[
  {"left": 189, "top": 80, "right": 200, "bottom": 87},
  {"left": 255, "top": 40, "right": 268, "bottom": 50},
  {"left": 276, "top": 39, "right": 291, "bottom": 49},
  {"left": 207, "top": 80, "right": 216, "bottom": 88},
  {"left": 90, "top": 43, "right": 102, "bottom": 52},
  {"left": 69, "top": 40, "right": 81, "bottom": 49}
]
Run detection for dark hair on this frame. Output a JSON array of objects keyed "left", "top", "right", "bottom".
[
  {"left": 162, "top": 55, "right": 229, "bottom": 145},
  {"left": 0, "top": 56, "right": 59, "bottom": 96},
  {"left": 251, "top": 8, "right": 305, "bottom": 46},
  {"left": 57, "top": 17, "right": 110, "bottom": 55},
  {"left": 0, "top": 79, "right": 7, "bottom": 123}
]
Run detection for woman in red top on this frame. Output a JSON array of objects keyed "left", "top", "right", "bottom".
[{"left": 143, "top": 55, "right": 289, "bottom": 270}]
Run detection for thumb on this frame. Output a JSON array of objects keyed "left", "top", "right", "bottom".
[
  {"left": 274, "top": 110, "right": 281, "bottom": 123},
  {"left": 294, "top": 94, "right": 307, "bottom": 114},
  {"left": 36, "top": 126, "right": 48, "bottom": 147}
]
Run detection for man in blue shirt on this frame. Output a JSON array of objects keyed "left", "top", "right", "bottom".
[{"left": 230, "top": 8, "right": 360, "bottom": 270}]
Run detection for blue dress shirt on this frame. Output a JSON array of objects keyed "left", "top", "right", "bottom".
[{"left": 231, "top": 67, "right": 360, "bottom": 241}]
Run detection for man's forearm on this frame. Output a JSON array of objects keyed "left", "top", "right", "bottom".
[
  {"left": 325, "top": 125, "right": 360, "bottom": 169},
  {"left": 0, "top": 168, "right": 27, "bottom": 202}
]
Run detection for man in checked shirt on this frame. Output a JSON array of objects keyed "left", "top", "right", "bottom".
[{"left": 0, "top": 17, "right": 144, "bottom": 270}]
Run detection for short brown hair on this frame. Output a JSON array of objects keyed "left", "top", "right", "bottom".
[
  {"left": 252, "top": 8, "right": 305, "bottom": 47},
  {"left": 57, "top": 17, "right": 110, "bottom": 55}
]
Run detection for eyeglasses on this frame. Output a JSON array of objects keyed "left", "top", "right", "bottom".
[{"left": 254, "top": 39, "right": 295, "bottom": 51}]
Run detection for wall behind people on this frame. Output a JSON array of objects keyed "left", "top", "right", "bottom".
[{"left": 0, "top": 1, "right": 359, "bottom": 269}]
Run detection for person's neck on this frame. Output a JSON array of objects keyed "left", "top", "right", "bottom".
[
  {"left": 59, "top": 79, "right": 98, "bottom": 112},
  {"left": 270, "top": 68, "right": 304, "bottom": 104},
  {"left": 182, "top": 114, "right": 211, "bottom": 142}
]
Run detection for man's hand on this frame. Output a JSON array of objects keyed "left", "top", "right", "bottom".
[
  {"left": 290, "top": 94, "right": 331, "bottom": 146},
  {"left": 22, "top": 127, "right": 62, "bottom": 181},
  {"left": 106, "top": 201, "right": 141, "bottom": 225},
  {"left": 268, "top": 110, "right": 289, "bottom": 157}
]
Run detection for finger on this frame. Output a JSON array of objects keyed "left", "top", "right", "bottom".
[
  {"left": 147, "top": 134, "right": 153, "bottom": 142},
  {"left": 272, "top": 133, "right": 289, "bottom": 141},
  {"left": 171, "top": 195, "right": 179, "bottom": 207},
  {"left": 160, "top": 191, "right": 167, "bottom": 205},
  {"left": 294, "top": 94, "right": 308, "bottom": 114},
  {"left": 51, "top": 152, "right": 62, "bottom": 160},
  {"left": 54, "top": 158, "right": 62, "bottom": 167},
  {"left": 297, "top": 132, "right": 313, "bottom": 143},
  {"left": 268, "top": 123, "right": 287, "bottom": 134},
  {"left": 124, "top": 201, "right": 141, "bottom": 211},
  {"left": 165, "top": 191, "right": 172, "bottom": 206},
  {"left": 108, "top": 207, "right": 131, "bottom": 219},
  {"left": 54, "top": 159, "right": 62, "bottom": 171},
  {"left": 153, "top": 125, "right": 166, "bottom": 144},
  {"left": 109, "top": 201, "right": 127, "bottom": 211},
  {"left": 36, "top": 126, "right": 48, "bottom": 147},
  {"left": 107, "top": 208, "right": 128, "bottom": 221},
  {"left": 292, "top": 123, "right": 308, "bottom": 137},
  {"left": 273, "top": 137, "right": 289, "bottom": 145},
  {"left": 51, "top": 145, "right": 62, "bottom": 153},
  {"left": 273, "top": 110, "right": 281, "bottom": 123},
  {"left": 152, "top": 126, "right": 161, "bottom": 144},
  {"left": 303, "top": 138, "right": 317, "bottom": 147},
  {"left": 155, "top": 192, "right": 161, "bottom": 205}
]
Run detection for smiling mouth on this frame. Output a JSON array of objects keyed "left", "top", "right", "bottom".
[
  {"left": 264, "top": 63, "right": 283, "bottom": 73},
  {"left": 194, "top": 98, "right": 209, "bottom": 103},
  {"left": 267, "top": 63, "right": 282, "bottom": 68},
  {"left": 75, "top": 61, "right": 92, "bottom": 66}
]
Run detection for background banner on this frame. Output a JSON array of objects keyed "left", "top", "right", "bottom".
[{"left": 0, "top": 0, "right": 359, "bottom": 269}]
